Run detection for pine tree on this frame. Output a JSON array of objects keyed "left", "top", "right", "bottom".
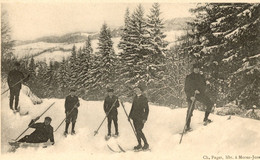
[
  {"left": 118, "top": 5, "right": 151, "bottom": 91},
  {"left": 187, "top": 3, "right": 260, "bottom": 108},
  {"left": 87, "top": 23, "right": 117, "bottom": 95},
  {"left": 57, "top": 57, "right": 69, "bottom": 96},
  {"left": 68, "top": 45, "right": 78, "bottom": 87},
  {"left": 76, "top": 36, "right": 93, "bottom": 88}
]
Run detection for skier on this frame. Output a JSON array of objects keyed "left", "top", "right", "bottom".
[
  {"left": 64, "top": 88, "right": 80, "bottom": 136},
  {"left": 7, "top": 62, "right": 29, "bottom": 113},
  {"left": 129, "top": 86, "right": 149, "bottom": 150},
  {"left": 184, "top": 63, "right": 214, "bottom": 131},
  {"left": 18, "top": 116, "right": 55, "bottom": 144},
  {"left": 104, "top": 88, "right": 120, "bottom": 137}
]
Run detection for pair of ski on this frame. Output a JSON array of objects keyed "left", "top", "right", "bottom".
[
  {"left": 8, "top": 141, "right": 52, "bottom": 152},
  {"left": 107, "top": 144, "right": 151, "bottom": 153}
]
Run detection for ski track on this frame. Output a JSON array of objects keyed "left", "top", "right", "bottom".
[{"left": 1, "top": 93, "right": 260, "bottom": 160}]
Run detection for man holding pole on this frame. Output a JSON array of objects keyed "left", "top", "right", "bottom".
[
  {"left": 7, "top": 61, "right": 29, "bottom": 113},
  {"left": 184, "top": 63, "right": 214, "bottom": 132},
  {"left": 104, "top": 88, "right": 120, "bottom": 138},
  {"left": 129, "top": 86, "right": 149, "bottom": 150},
  {"left": 18, "top": 116, "right": 55, "bottom": 144},
  {"left": 64, "top": 88, "right": 80, "bottom": 136}
]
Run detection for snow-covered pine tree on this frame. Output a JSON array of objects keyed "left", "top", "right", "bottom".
[
  {"left": 57, "top": 57, "right": 69, "bottom": 96},
  {"left": 188, "top": 3, "right": 260, "bottom": 108},
  {"left": 118, "top": 5, "right": 151, "bottom": 93},
  {"left": 76, "top": 36, "right": 93, "bottom": 88},
  {"left": 86, "top": 23, "right": 117, "bottom": 98},
  {"left": 146, "top": 3, "right": 169, "bottom": 100},
  {"left": 68, "top": 45, "right": 78, "bottom": 88}
]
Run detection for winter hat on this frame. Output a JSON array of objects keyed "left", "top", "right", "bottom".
[
  {"left": 107, "top": 88, "right": 114, "bottom": 92},
  {"left": 70, "top": 88, "right": 77, "bottom": 92},
  {"left": 137, "top": 85, "right": 145, "bottom": 92},
  {"left": 45, "top": 116, "right": 52, "bottom": 121},
  {"left": 192, "top": 63, "right": 200, "bottom": 69},
  {"left": 14, "top": 62, "right": 20, "bottom": 67}
]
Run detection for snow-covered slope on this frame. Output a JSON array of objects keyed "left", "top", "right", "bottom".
[{"left": 1, "top": 92, "right": 260, "bottom": 159}]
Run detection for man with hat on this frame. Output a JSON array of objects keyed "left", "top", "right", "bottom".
[
  {"left": 184, "top": 63, "right": 214, "bottom": 131},
  {"left": 7, "top": 61, "right": 30, "bottom": 113},
  {"left": 129, "top": 86, "right": 150, "bottom": 150},
  {"left": 18, "top": 116, "right": 55, "bottom": 144},
  {"left": 103, "top": 88, "right": 120, "bottom": 137},
  {"left": 64, "top": 88, "right": 80, "bottom": 136}
]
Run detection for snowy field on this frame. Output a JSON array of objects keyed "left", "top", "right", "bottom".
[
  {"left": 13, "top": 31, "right": 183, "bottom": 64},
  {"left": 1, "top": 85, "right": 260, "bottom": 160}
]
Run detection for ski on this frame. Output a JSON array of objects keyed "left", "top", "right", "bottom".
[
  {"left": 8, "top": 141, "right": 51, "bottom": 152},
  {"left": 107, "top": 144, "right": 121, "bottom": 153},
  {"left": 134, "top": 148, "right": 152, "bottom": 152},
  {"left": 117, "top": 144, "right": 126, "bottom": 152},
  {"left": 179, "top": 129, "right": 193, "bottom": 135},
  {"left": 19, "top": 111, "right": 29, "bottom": 116}
]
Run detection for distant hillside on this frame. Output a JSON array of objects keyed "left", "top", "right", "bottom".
[
  {"left": 15, "top": 17, "right": 194, "bottom": 46},
  {"left": 163, "top": 17, "right": 194, "bottom": 31}
]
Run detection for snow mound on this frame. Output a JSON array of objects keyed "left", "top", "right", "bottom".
[
  {"left": 215, "top": 103, "right": 244, "bottom": 116},
  {"left": 1, "top": 80, "right": 42, "bottom": 115}
]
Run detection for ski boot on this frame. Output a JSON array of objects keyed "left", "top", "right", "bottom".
[
  {"left": 113, "top": 132, "right": 119, "bottom": 138},
  {"left": 185, "top": 126, "right": 192, "bottom": 132},
  {"left": 71, "top": 130, "right": 76, "bottom": 135},
  {"left": 105, "top": 134, "right": 111, "bottom": 141},
  {"left": 134, "top": 144, "right": 142, "bottom": 150},
  {"left": 203, "top": 119, "right": 212, "bottom": 126},
  {"left": 142, "top": 143, "right": 149, "bottom": 150},
  {"left": 63, "top": 131, "right": 68, "bottom": 137}
]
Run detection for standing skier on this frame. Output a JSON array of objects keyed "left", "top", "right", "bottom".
[
  {"left": 104, "top": 88, "right": 120, "bottom": 137},
  {"left": 129, "top": 86, "right": 149, "bottom": 150},
  {"left": 18, "top": 116, "right": 55, "bottom": 144},
  {"left": 64, "top": 88, "right": 80, "bottom": 136},
  {"left": 7, "top": 62, "right": 29, "bottom": 113},
  {"left": 184, "top": 63, "right": 214, "bottom": 131}
]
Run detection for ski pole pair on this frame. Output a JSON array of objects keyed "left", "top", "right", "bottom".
[
  {"left": 14, "top": 102, "right": 56, "bottom": 141},
  {"left": 179, "top": 92, "right": 197, "bottom": 144},
  {"left": 1, "top": 75, "right": 30, "bottom": 95},
  {"left": 54, "top": 101, "right": 79, "bottom": 132},
  {"left": 94, "top": 99, "right": 119, "bottom": 136}
]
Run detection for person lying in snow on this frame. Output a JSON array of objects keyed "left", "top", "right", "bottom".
[{"left": 18, "top": 116, "right": 55, "bottom": 145}]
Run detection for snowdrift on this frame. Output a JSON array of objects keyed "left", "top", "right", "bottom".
[{"left": 1, "top": 96, "right": 260, "bottom": 160}]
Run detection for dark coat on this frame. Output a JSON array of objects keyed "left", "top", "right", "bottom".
[
  {"left": 65, "top": 95, "right": 80, "bottom": 113},
  {"left": 7, "top": 69, "right": 27, "bottom": 90},
  {"left": 184, "top": 72, "right": 206, "bottom": 98},
  {"left": 129, "top": 95, "right": 149, "bottom": 121},
  {"left": 27, "top": 120, "right": 54, "bottom": 143},
  {"left": 103, "top": 95, "right": 119, "bottom": 116}
]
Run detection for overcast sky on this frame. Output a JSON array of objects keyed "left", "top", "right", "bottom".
[{"left": 2, "top": 3, "right": 197, "bottom": 41}]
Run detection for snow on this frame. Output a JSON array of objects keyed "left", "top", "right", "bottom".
[
  {"left": 1, "top": 86, "right": 260, "bottom": 159},
  {"left": 14, "top": 37, "right": 121, "bottom": 63},
  {"left": 34, "top": 51, "right": 71, "bottom": 64},
  {"left": 14, "top": 30, "right": 184, "bottom": 63}
]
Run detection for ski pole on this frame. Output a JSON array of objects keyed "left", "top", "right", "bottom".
[
  {"left": 94, "top": 99, "right": 118, "bottom": 136},
  {"left": 119, "top": 100, "right": 138, "bottom": 138},
  {"left": 1, "top": 75, "right": 29, "bottom": 95},
  {"left": 14, "top": 102, "right": 55, "bottom": 141},
  {"left": 179, "top": 92, "right": 197, "bottom": 144},
  {"left": 54, "top": 101, "right": 79, "bottom": 132}
]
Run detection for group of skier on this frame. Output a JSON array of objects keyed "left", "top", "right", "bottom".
[{"left": 6, "top": 61, "right": 214, "bottom": 151}]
